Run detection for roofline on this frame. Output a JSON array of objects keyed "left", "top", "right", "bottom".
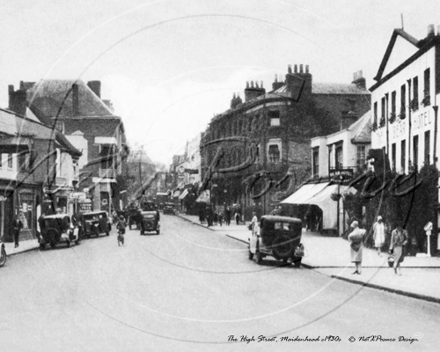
[
  {"left": 371, "top": 34, "right": 440, "bottom": 91},
  {"left": 373, "top": 28, "right": 421, "bottom": 82}
]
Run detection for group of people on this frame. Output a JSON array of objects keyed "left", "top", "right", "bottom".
[
  {"left": 199, "top": 205, "right": 241, "bottom": 227},
  {"left": 348, "top": 216, "right": 408, "bottom": 276}
]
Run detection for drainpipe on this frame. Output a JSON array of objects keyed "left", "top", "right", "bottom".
[{"left": 407, "top": 79, "right": 412, "bottom": 172}]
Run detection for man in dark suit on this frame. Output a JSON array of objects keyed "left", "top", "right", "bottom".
[{"left": 12, "top": 215, "right": 23, "bottom": 248}]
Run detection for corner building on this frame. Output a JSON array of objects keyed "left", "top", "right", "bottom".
[{"left": 201, "top": 65, "right": 370, "bottom": 220}]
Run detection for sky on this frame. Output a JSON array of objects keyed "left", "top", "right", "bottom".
[{"left": 1, "top": 0, "right": 440, "bottom": 165}]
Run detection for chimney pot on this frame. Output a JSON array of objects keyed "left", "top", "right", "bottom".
[
  {"left": 428, "top": 24, "right": 435, "bottom": 37},
  {"left": 300, "top": 64, "right": 303, "bottom": 73},
  {"left": 294, "top": 64, "right": 298, "bottom": 73},
  {"left": 261, "top": 81, "right": 263, "bottom": 88},
  {"left": 274, "top": 74, "right": 278, "bottom": 83},
  {"left": 8, "top": 85, "right": 14, "bottom": 93},
  {"left": 288, "top": 64, "right": 292, "bottom": 74},
  {"left": 306, "top": 65, "right": 309, "bottom": 74}
]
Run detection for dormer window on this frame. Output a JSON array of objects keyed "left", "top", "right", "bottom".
[{"left": 268, "top": 110, "right": 280, "bottom": 126}]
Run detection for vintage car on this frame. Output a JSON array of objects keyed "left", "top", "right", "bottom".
[
  {"left": 140, "top": 210, "right": 160, "bottom": 235},
  {"left": 248, "top": 215, "right": 304, "bottom": 267},
  {"left": 82, "top": 211, "right": 111, "bottom": 237},
  {"left": 39, "top": 214, "right": 81, "bottom": 249},
  {"left": 0, "top": 239, "right": 6, "bottom": 267},
  {"left": 163, "top": 203, "right": 175, "bottom": 215}
]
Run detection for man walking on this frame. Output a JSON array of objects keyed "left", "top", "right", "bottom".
[{"left": 12, "top": 215, "right": 23, "bottom": 248}]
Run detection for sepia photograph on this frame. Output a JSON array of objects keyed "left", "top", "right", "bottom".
[{"left": 1, "top": 0, "right": 440, "bottom": 351}]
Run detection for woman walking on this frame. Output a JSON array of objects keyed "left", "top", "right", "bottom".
[
  {"left": 389, "top": 223, "right": 408, "bottom": 275},
  {"left": 348, "top": 221, "right": 366, "bottom": 275},
  {"left": 372, "top": 215, "right": 386, "bottom": 256}
]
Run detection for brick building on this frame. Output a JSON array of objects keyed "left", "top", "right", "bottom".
[
  {"left": 11, "top": 79, "right": 129, "bottom": 214},
  {"left": 201, "top": 65, "right": 370, "bottom": 220}
]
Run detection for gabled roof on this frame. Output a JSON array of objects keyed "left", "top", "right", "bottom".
[
  {"left": 374, "top": 29, "right": 421, "bottom": 82},
  {"left": 350, "top": 110, "right": 371, "bottom": 143},
  {"left": 26, "top": 79, "right": 117, "bottom": 119}
]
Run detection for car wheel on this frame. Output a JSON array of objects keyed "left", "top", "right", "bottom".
[
  {"left": 293, "top": 258, "right": 302, "bottom": 267},
  {"left": 0, "top": 247, "right": 6, "bottom": 267},
  {"left": 140, "top": 230, "right": 144, "bottom": 235},
  {"left": 75, "top": 238, "right": 81, "bottom": 245},
  {"left": 248, "top": 247, "right": 254, "bottom": 260},
  {"left": 157, "top": 230, "right": 160, "bottom": 235},
  {"left": 66, "top": 241, "right": 70, "bottom": 248},
  {"left": 39, "top": 243, "right": 46, "bottom": 250},
  {"left": 106, "top": 232, "right": 109, "bottom": 236},
  {"left": 50, "top": 242, "right": 56, "bottom": 248},
  {"left": 255, "top": 250, "right": 263, "bottom": 265}
]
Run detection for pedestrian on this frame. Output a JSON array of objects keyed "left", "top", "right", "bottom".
[
  {"left": 117, "top": 215, "right": 127, "bottom": 246},
  {"left": 234, "top": 211, "right": 240, "bottom": 225},
  {"left": 12, "top": 215, "right": 23, "bottom": 248},
  {"left": 389, "top": 223, "right": 408, "bottom": 275},
  {"left": 348, "top": 220, "right": 366, "bottom": 275},
  {"left": 224, "top": 207, "right": 231, "bottom": 226},
  {"left": 251, "top": 212, "right": 258, "bottom": 235},
  {"left": 372, "top": 215, "right": 386, "bottom": 256},
  {"left": 218, "top": 213, "right": 223, "bottom": 226}
]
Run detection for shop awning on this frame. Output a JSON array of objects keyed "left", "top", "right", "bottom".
[
  {"left": 282, "top": 182, "right": 355, "bottom": 230},
  {"left": 282, "top": 182, "right": 330, "bottom": 204},
  {"left": 179, "top": 189, "right": 189, "bottom": 200}
]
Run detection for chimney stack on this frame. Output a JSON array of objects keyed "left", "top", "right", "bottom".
[
  {"left": 285, "top": 64, "right": 312, "bottom": 99},
  {"left": 8, "top": 84, "right": 27, "bottom": 117},
  {"left": 428, "top": 24, "right": 435, "bottom": 37},
  {"left": 72, "top": 83, "right": 80, "bottom": 116},
  {"left": 272, "top": 75, "right": 284, "bottom": 91},
  {"left": 352, "top": 70, "right": 366, "bottom": 90},
  {"left": 87, "top": 80, "right": 101, "bottom": 98},
  {"left": 288, "top": 65, "right": 292, "bottom": 74},
  {"left": 244, "top": 79, "right": 266, "bottom": 102}
]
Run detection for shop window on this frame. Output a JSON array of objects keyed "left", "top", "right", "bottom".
[
  {"left": 373, "top": 102, "right": 378, "bottom": 125},
  {"left": 413, "top": 76, "right": 419, "bottom": 110}
]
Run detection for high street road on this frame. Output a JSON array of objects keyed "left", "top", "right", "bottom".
[{"left": 1, "top": 215, "right": 439, "bottom": 352}]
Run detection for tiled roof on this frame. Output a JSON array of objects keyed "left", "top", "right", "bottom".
[
  {"left": 26, "top": 79, "right": 116, "bottom": 119},
  {"left": 312, "top": 82, "right": 370, "bottom": 95},
  {"left": 350, "top": 110, "right": 371, "bottom": 143}
]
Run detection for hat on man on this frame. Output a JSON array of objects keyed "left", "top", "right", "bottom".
[
  {"left": 351, "top": 221, "right": 359, "bottom": 228},
  {"left": 377, "top": 215, "right": 382, "bottom": 221}
]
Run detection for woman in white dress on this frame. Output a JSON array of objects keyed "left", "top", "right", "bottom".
[{"left": 373, "top": 215, "right": 385, "bottom": 256}]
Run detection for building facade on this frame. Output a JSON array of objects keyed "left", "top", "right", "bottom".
[
  {"left": 11, "top": 79, "right": 129, "bottom": 214},
  {"left": 201, "top": 65, "right": 370, "bottom": 220},
  {"left": 370, "top": 24, "right": 440, "bottom": 253},
  {"left": 0, "top": 108, "right": 81, "bottom": 242}
]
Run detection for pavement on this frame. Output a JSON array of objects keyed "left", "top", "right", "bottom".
[{"left": 176, "top": 212, "right": 440, "bottom": 304}]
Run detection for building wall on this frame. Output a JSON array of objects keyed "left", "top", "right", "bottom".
[{"left": 371, "top": 46, "right": 437, "bottom": 174}]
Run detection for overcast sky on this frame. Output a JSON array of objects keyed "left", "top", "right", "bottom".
[{"left": 1, "top": 0, "right": 440, "bottom": 164}]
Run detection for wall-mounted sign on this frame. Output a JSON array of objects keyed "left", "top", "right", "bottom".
[{"left": 0, "top": 196, "right": 7, "bottom": 202}]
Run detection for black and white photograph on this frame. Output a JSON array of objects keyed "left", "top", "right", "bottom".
[{"left": 1, "top": 1, "right": 440, "bottom": 351}]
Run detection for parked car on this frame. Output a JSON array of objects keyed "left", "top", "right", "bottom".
[
  {"left": 248, "top": 215, "right": 304, "bottom": 267},
  {"left": 140, "top": 210, "right": 160, "bottom": 235},
  {"left": 39, "top": 214, "right": 81, "bottom": 249},
  {"left": 82, "top": 211, "right": 111, "bottom": 237},
  {"left": 0, "top": 239, "right": 6, "bottom": 267},
  {"left": 163, "top": 203, "right": 175, "bottom": 215}
]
